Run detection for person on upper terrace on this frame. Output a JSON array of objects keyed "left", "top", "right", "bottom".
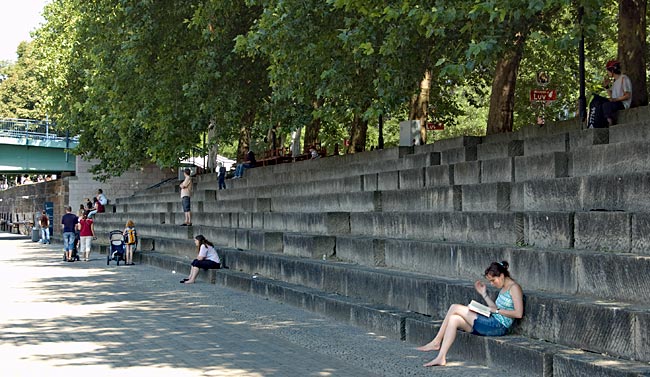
[
  {"left": 309, "top": 145, "right": 320, "bottom": 160},
  {"left": 233, "top": 148, "right": 256, "bottom": 179},
  {"left": 602, "top": 60, "right": 632, "bottom": 126},
  {"left": 417, "top": 261, "right": 523, "bottom": 367},
  {"left": 179, "top": 168, "right": 193, "bottom": 226},
  {"left": 180, "top": 234, "right": 221, "bottom": 284},
  {"left": 87, "top": 189, "right": 108, "bottom": 218},
  {"left": 217, "top": 162, "right": 227, "bottom": 190}
]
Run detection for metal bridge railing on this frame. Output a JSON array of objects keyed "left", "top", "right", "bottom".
[{"left": 0, "top": 118, "right": 71, "bottom": 142}]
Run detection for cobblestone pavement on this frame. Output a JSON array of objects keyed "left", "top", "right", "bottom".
[{"left": 1, "top": 234, "right": 506, "bottom": 377}]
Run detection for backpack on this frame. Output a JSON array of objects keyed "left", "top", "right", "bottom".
[
  {"left": 125, "top": 228, "right": 137, "bottom": 245},
  {"left": 587, "top": 94, "right": 609, "bottom": 129}
]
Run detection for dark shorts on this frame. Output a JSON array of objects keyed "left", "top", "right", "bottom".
[
  {"left": 191, "top": 259, "right": 220, "bottom": 270},
  {"left": 182, "top": 196, "right": 191, "bottom": 212},
  {"left": 472, "top": 315, "right": 508, "bottom": 336}
]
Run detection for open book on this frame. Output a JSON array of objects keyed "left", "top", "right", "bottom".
[{"left": 468, "top": 300, "right": 492, "bottom": 317}]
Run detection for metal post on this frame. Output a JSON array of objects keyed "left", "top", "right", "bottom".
[
  {"left": 378, "top": 113, "right": 384, "bottom": 150},
  {"left": 578, "top": 5, "right": 586, "bottom": 122}
]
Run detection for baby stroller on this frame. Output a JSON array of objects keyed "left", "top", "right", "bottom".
[
  {"left": 62, "top": 232, "right": 81, "bottom": 262},
  {"left": 107, "top": 230, "right": 126, "bottom": 265}
]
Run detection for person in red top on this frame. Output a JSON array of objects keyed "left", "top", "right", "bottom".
[
  {"left": 76, "top": 211, "right": 96, "bottom": 261},
  {"left": 39, "top": 210, "right": 50, "bottom": 244}
]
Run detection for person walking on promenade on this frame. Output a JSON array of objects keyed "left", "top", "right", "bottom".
[
  {"left": 123, "top": 220, "right": 138, "bottom": 265},
  {"left": 417, "top": 261, "right": 523, "bottom": 367},
  {"left": 39, "top": 210, "right": 50, "bottom": 244},
  {"left": 76, "top": 211, "right": 95, "bottom": 261},
  {"left": 180, "top": 235, "right": 221, "bottom": 284},
  {"left": 180, "top": 168, "right": 193, "bottom": 226},
  {"left": 61, "top": 206, "right": 78, "bottom": 262}
]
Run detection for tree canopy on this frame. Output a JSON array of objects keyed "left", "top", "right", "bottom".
[{"left": 0, "top": 0, "right": 645, "bottom": 178}]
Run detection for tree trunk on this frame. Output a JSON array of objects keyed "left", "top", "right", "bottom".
[
  {"left": 207, "top": 118, "right": 217, "bottom": 172},
  {"left": 347, "top": 113, "right": 368, "bottom": 153},
  {"left": 409, "top": 70, "right": 431, "bottom": 144},
  {"left": 304, "top": 98, "right": 324, "bottom": 153},
  {"left": 486, "top": 39, "right": 525, "bottom": 135},
  {"left": 236, "top": 110, "right": 254, "bottom": 161},
  {"left": 290, "top": 127, "right": 302, "bottom": 157},
  {"left": 618, "top": 0, "right": 648, "bottom": 107}
]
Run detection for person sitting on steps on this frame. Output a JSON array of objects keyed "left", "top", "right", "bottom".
[
  {"left": 233, "top": 148, "right": 256, "bottom": 178},
  {"left": 180, "top": 235, "right": 221, "bottom": 284},
  {"left": 602, "top": 59, "right": 632, "bottom": 127},
  {"left": 417, "top": 261, "right": 523, "bottom": 367}
]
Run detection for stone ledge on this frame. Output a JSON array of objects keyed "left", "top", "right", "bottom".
[{"left": 140, "top": 251, "right": 649, "bottom": 377}]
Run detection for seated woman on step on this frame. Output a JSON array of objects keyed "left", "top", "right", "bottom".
[
  {"left": 417, "top": 261, "right": 523, "bottom": 367},
  {"left": 180, "top": 235, "right": 221, "bottom": 284}
]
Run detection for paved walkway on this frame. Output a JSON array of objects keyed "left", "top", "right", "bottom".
[{"left": 1, "top": 233, "right": 502, "bottom": 376}]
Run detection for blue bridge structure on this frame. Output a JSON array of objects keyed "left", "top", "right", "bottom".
[{"left": 0, "top": 118, "right": 78, "bottom": 174}]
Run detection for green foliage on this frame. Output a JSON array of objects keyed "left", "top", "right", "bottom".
[
  {"left": 22, "top": 0, "right": 635, "bottom": 178},
  {"left": 0, "top": 42, "right": 49, "bottom": 120}
]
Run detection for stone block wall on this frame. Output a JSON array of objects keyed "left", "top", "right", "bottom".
[
  {"left": 0, "top": 157, "right": 176, "bottom": 235},
  {"left": 69, "top": 157, "right": 176, "bottom": 212}
]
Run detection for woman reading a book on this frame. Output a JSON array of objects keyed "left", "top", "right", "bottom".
[{"left": 416, "top": 261, "right": 523, "bottom": 367}]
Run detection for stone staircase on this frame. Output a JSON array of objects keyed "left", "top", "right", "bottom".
[{"left": 93, "top": 105, "right": 650, "bottom": 376}]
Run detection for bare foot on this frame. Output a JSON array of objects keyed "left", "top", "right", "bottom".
[
  {"left": 183, "top": 281, "right": 195, "bottom": 284},
  {"left": 416, "top": 341, "right": 441, "bottom": 352},
  {"left": 423, "top": 357, "right": 446, "bottom": 367}
]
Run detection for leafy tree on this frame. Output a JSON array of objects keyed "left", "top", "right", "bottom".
[{"left": 0, "top": 41, "right": 48, "bottom": 120}]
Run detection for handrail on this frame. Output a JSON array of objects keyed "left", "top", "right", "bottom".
[{"left": 0, "top": 118, "right": 76, "bottom": 142}]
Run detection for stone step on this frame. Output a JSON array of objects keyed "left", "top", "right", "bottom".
[
  {"left": 477, "top": 140, "right": 524, "bottom": 161},
  {"left": 216, "top": 175, "right": 365, "bottom": 201},
  {"left": 101, "top": 201, "right": 650, "bottom": 255},
  {"left": 120, "top": 221, "right": 650, "bottom": 305},
  {"left": 617, "top": 105, "right": 650, "bottom": 126},
  {"left": 114, "top": 201, "right": 205, "bottom": 214},
  {"left": 513, "top": 172, "right": 650, "bottom": 213},
  {"left": 202, "top": 248, "right": 650, "bottom": 363},
  {"left": 268, "top": 191, "right": 381, "bottom": 213},
  {"left": 571, "top": 140, "right": 650, "bottom": 177},
  {"left": 414, "top": 136, "right": 482, "bottom": 154},
  {"left": 349, "top": 211, "right": 525, "bottom": 245},
  {"left": 140, "top": 250, "right": 650, "bottom": 377},
  {"left": 238, "top": 147, "right": 408, "bottom": 185},
  {"left": 608, "top": 120, "right": 650, "bottom": 144},
  {"left": 115, "top": 189, "right": 216, "bottom": 205}
]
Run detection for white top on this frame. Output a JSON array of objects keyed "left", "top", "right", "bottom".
[
  {"left": 180, "top": 176, "right": 192, "bottom": 198},
  {"left": 199, "top": 244, "right": 220, "bottom": 264},
  {"left": 612, "top": 74, "right": 632, "bottom": 109}
]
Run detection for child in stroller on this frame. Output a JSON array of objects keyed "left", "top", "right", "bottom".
[{"left": 107, "top": 230, "right": 127, "bottom": 265}]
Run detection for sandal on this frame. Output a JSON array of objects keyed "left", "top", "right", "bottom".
[{"left": 180, "top": 278, "right": 189, "bottom": 283}]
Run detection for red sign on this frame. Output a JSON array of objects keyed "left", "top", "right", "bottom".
[
  {"left": 426, "top": 122, "right": 445, "bottom": 131},
  {"left": 530, "top": 89, "right": 557, "bottom": 102}
]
